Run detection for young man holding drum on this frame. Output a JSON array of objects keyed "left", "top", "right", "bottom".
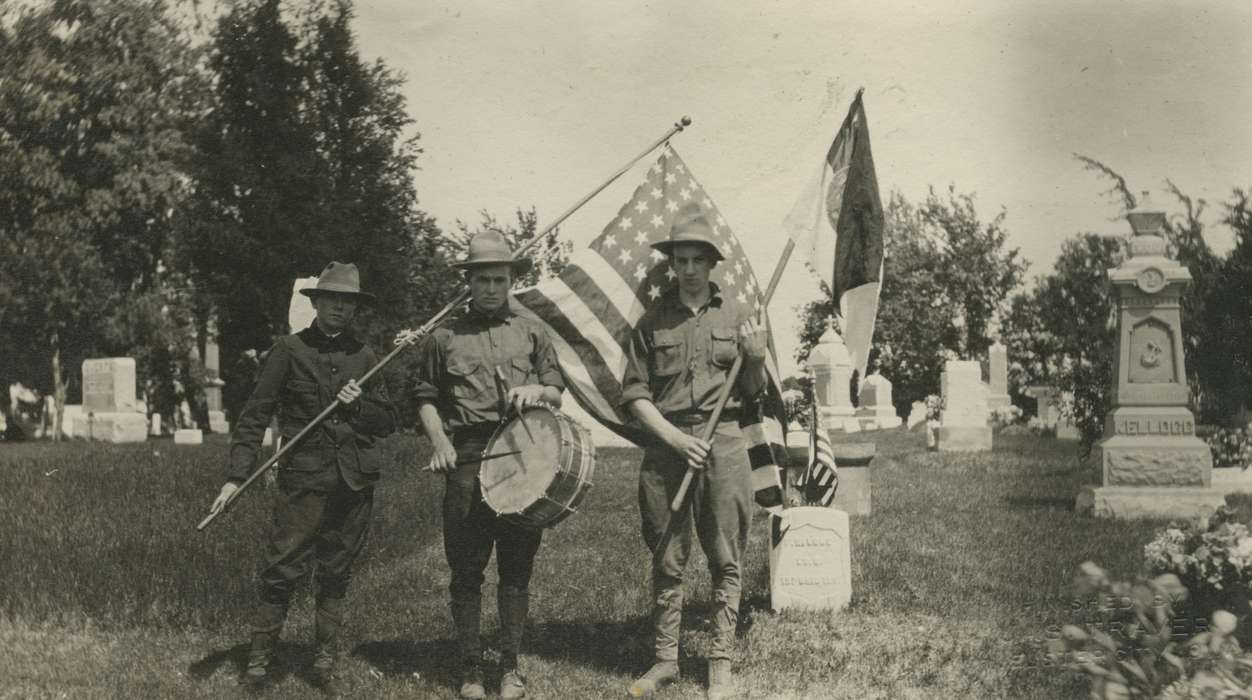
[
  {"left": 411, "top": 229, "right": 564, "bottom": 700},
  {"left": 619, "top": 205, "right": 769, "bottom": 700}
]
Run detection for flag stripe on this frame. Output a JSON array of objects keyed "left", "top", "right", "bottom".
[{"left": 568, "top": 249, "right": 647, "bottom": 327}]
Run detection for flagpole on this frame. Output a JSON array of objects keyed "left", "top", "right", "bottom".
[
  {"left": 668, "top": 238, "right": 795, "bottom": 513},
  {"left": 197, "top": 116, "right": 694, "bottom": 532}
]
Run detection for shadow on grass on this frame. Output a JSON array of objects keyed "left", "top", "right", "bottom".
[
  {"left": 187, "top": 641, "right": 308, "bottom": 686},
  {"left": 1003, "top": 495, "right": 1075, "bottom": 510},
  {"left": 352, "top": 638, "right": 462, "bottom": 690}
]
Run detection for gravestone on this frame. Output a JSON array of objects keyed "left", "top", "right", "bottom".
[
  {"left": 1076, "top": 203, "right": 1224, "bottom": 519},
  {"left": 906, "top": 401, "right": 927, "bottom": 430},
  {"left": 73, "top": 359, "right": 147, "bottom": 443},
  {"left": 769, "top": 507, "right": 852, "bottom": 611},
  {"left": 204, "top": 332, "right": 230, "bottom": 435},
  {"left": 829, "top": 441, "right": 874, "bottom": 515},
  {"left": 174, "top": 428, "right": 204, "bottom": 445},
  {"left": 1025, "top": 385, "right": 1079, "bottom": 438},
  {"left": 937, "top": 360, "right": 992, "bottom": 451},
  {"left": 986, "top": 342, "right": 1011, "bottom": 411},
  {"left": 149, "top": 413, "right": 161, "bottom": 437},
  {"left": 808, "top": 325, "right": 859, "bottom": 433},
  {"left": 856, "top": 374, "right": 902, "bottom": 430}
]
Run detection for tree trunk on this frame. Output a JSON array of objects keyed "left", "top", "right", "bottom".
[{"left": 51, "top": 335, "right": 66, "bottom": 443}]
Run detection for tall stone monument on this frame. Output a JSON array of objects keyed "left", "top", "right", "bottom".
[
  {"left": 74, "top": 358, "right": 148, "bottom": 443},
  {"left": 1076, "top": 203, "right": 1224, "bottom": 519},
  {"left": 986, "top": 342, "right": 1011, "bottom": 411},
  {"left": 808, "top": 325, "right": 858, "bottom": 433},
  {"left": 204, "top": 327, "right": 230, "bottom": 435},
  {"left": 856, "top": 374, "right": 902, "bottom": 430},
  {"left": 937, "top": 360, "right": 992, "bottom": 451}
]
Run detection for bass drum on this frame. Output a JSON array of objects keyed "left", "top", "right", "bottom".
[{"left": 479, "top": 404, "right": 596, "bottom": 529}]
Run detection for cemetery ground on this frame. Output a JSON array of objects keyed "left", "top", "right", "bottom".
[{"left": 3, "top": 430, "right": 1244, "bottom": 699}]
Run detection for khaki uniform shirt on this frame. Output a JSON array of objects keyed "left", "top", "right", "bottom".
[
  {"left": 412, "top": 305, "right": 564, "bottom": 435},
  {"left": 620, "top": 284, "right": 753, "bottom": 417}
]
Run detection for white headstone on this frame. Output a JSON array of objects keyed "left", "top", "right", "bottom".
[
  {"left": 907, "top": 401, "right": 927, "bottom": 430},
  {"left": 174, "top": 428, "right": 204, "bottom": 445},
  {"left": 150, "top": 413, "right": 162, "bottom": 436},
  {"left": 82, "top": 358, "right": 137, "bottom": 413},
  {"left": 855, "top": 374, "right": 902, "bottom": 430},
  {"left": 289, "top": 276, "right": 319, "bottom": 333},
  {"left": 938, "top": 360, "right": 992, "bottom": 451},
  {"left": 769, "top": 507, "right": 853, "bottom": 611},
  {"left": 59, "top": 404, "right": 83, "bottom": 438},
  {"left": 987, "top": 342, "right": 1010, "bottom": 411}
]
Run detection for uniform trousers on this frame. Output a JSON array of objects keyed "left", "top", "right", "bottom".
[{"left": 638, "top": 417, "right": 752, "bottom": 661}]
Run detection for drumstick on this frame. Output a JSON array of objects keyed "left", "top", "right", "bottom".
[
  {"left": 494, "top": 366, "right": 536, "bottom": 444},
  {"left": 422, "top": 449, "right": 523, "bottom": 472}
]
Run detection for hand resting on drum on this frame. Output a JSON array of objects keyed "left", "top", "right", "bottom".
[{"left": 506, "top": 384, "right": 550, "bottom": 414}]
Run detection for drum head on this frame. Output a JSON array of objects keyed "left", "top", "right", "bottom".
[{"left": 480, "top": 406, "right": 561, "bottom": 515}]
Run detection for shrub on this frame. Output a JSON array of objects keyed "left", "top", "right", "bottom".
[
  {"left": 1053, "top": 561, "right": 1252, "bottom": 699},
  {"left": 1144, "top": 505, "right": 1252, "bottom": 644},
  {"left": 990, "top": 404, "right": 1024, "bottom": 429}
]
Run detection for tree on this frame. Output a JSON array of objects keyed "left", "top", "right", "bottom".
[
  {"left": 0, "top": 0, "right": 205, "bottom": 437},
  {"left": 796, "top": 188, "right": 1026, "bottom": 415},
  {"left": 183, "top": 0, "right": 450, "bottom": 419}
]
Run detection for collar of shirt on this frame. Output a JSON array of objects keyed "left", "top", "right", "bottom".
[
  {"left": 465, "top": 302, "right": 514, "bottom": 325},
  {"left": 308, "top": 320, "right": 353, "bottom": 348},
  {"left": 661, "top": 282, "right": 724, "bottom": 316}
]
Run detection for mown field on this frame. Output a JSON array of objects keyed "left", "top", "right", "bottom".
[{"left": 1, "top": 428, "right": 1240, "bottom": 699}]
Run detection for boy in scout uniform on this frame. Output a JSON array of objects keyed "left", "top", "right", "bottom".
[
  {"left": 620, "top": 205, "right": 768, "bottom": 700},
  {"left": 208, "top": 261, "right": 397, "bottom": 691},
  {"left": 412, "top": 230, "right": 564, "bottom": 700}
]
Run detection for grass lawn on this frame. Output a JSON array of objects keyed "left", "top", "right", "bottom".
[{"left": 1, "top": 428, "right": 1241, "bottom": 699}]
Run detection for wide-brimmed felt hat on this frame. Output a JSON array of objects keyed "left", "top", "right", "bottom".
[
  {"left": 299, "top": 261, "right": 376, "bottom": 302},
  {"left": 650, "top": 203, "right": 726, "bottom": 261},
  {"left": 452, "top": 229, "right": 532, "bottom": 274}
]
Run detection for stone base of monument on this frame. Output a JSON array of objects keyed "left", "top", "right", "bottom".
[
  {"left": 1212, "top": 468, "right": 1252, "bottom": 496},
  {"left": 937, "top": 425, "right": 992, "bottom": 452},
  {"left": 1076, "top": 485, "right": 1226, "bottom": 519},
  {"left": 174, "top": 428, "right": 204, "bottom": 445},
  {"left": 208, "top": 410, "right": 229, "bottom": 434},
  {"left": 72, "top": 412, "right": 148, "bottom": 443},
  {"left": 1092, "top": 434, "right": 1213, "bottom": 486},
  {"left": 856, "top": 412, "right": 902, "bottom": 431},
  {"left": 829, "top": 442, "right": 874, "bottom": 515},
  {"left": 769, "top": 506, "right": 852, "bottom": 611}
]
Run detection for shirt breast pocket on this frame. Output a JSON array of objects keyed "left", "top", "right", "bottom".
[
  {"left": 447, "top": 357, "right": 486, "bottom": 401},
  {"left": 651, "top": 330, "right": 685, "bottom": 377},
  {"left": 710, "top": 327, "right": 738, "bottom": 368},
  {"left": 507, "top": 353, "right": 534, "bottom": 388}
]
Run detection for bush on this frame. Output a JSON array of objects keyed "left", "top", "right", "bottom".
[
  {"left": 1144, "top": 505, "right": 1252, "bottom": 645},
  {"left": 1054, "top": 561, "right": 1252, "bottom": 699},
  {"left": 990, "top": 404, "right": 1024, "bottom": 429},
  {"left": 1207, "top": 428, "right": 1252, "bottom": 470}
]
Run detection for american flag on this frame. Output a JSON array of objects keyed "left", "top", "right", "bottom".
[
  {"left": 511, "top": 146, "right": 786, "bottom": 508},
  {"left": 795, "top": 402, "right": 838, "bottom": 506}
]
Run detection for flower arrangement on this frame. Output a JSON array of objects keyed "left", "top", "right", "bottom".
[
  {"left": 1051, "top": 561, "right": 1252, "bottom": 699},
  {"left": 1144, "top": 506, "right": 1252, "bottom": 645},
  {"left": 924, "top": 394, "right": 943, "bottom": 422},
  {"left": 990, "top": 404, "right": 1023, "bottom": 428},
  {"left": 1206, "top": 427, "right": 1252, "bottom": 471}
]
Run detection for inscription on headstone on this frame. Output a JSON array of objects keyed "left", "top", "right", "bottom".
[{"left": 770, "top": 507, "right": 852, "bottom": 611}]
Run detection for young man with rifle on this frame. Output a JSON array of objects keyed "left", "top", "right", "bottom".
[{"left": 207, "top": 261, "right": 397, "bottom": 691}]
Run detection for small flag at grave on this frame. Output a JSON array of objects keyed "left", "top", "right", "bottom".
[{"left": 796, "top": 402, "right": 838, "bottom": 506}]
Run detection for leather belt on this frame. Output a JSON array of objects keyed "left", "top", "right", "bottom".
[{"left": 665, "top": 409, "right": 740, "bottom": 426}]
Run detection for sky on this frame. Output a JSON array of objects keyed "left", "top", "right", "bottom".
[{"left": 351, "top": 0, "right": 1252, "bottom": 378}]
